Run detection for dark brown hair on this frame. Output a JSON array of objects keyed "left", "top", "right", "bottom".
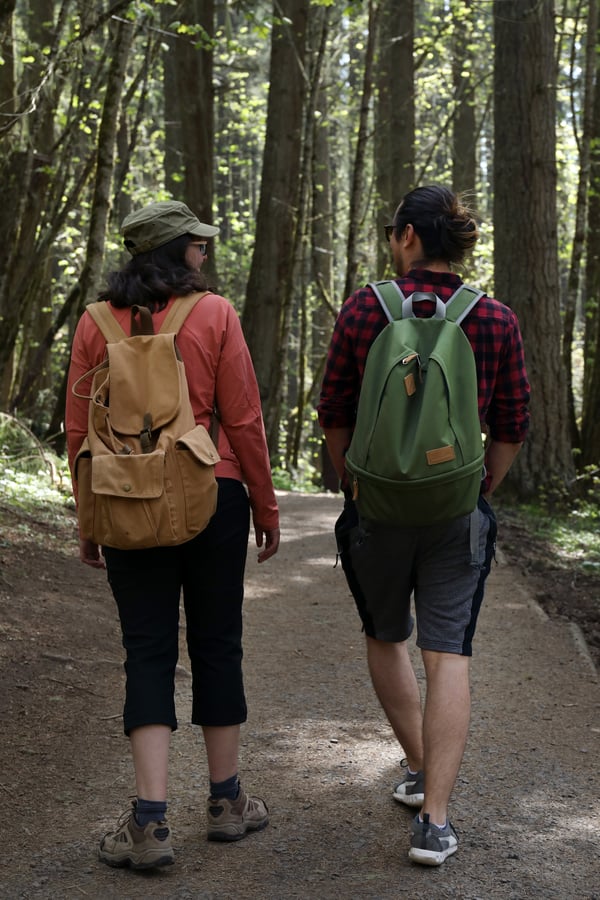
[
  {"left": 392, "top": 185, "right": 479, "bottom": 265},
  {"left": 98, "top": 234, "right": 207, "bottom": 312}
]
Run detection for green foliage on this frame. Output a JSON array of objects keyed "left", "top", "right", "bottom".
[
  {"left": 574, "top": 464, "right": 600, "bottom": 511},
  {"left": 0, "top": 413, "right": 71, "bottom": 485},
  {"left": 0, "top": 414, "right": 73, "bottom": 530},
  {"left": 271, "top": 412, "right": 323, "bottom": 494},
  {"left": 2, "top": 0, "right": 599, "bottom": 488},
  {"left": 507, "top": 491, "right": 600, "bottom": 576},
  {"left": 0, "top": 467, "right": 73, "bottom": 515},
  {"left": 521, "top": 460, "right": 600, "bottom": 515},
  {"left": 271, "top": 461, "right": 322, "bottom": 494}
]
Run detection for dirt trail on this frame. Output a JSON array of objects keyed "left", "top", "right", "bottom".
[{"left": 0, "top": 491, "right": 598, "bottom": 899}]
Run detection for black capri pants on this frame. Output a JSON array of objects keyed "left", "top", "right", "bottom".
[{"left": 103, "top": 478, "right": 250, "bottom": 735}]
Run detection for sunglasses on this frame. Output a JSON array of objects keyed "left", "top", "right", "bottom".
[
  {"left": 190, "top": 241, "right": 208, "bottom": 254},
  {"left": 384, "top": 224, "right": 395, "bottom": 242}
]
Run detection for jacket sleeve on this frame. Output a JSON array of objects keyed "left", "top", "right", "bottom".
[
  {"left": 65, "top": 313, "right": 105, "bottom": 489},
  {"left": 214, "top": 306, "right": 279, "bottom": 531}
]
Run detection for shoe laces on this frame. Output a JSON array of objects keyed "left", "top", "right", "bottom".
[
  {"left": 115, "top": 800, "right": 138, "bottom": 827},
  {"left": 101, "top": 804, "right": 135, "bottom": 842},
  {"left": 246, "top": 795, "right": 268, "bottom": 814}
]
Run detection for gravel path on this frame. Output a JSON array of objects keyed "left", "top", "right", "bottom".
[{"left": 1, "top": 491, "right": 599, "bottom": 898}]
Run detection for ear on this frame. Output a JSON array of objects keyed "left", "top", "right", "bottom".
[{"left": 402, "top": 223, "right": 416, "bottom": 245}]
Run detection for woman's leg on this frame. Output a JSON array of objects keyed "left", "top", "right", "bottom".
[
  {"left": 201, "top": 724, "right": 241, "bottom": 783},
  {"left": 182, "top": 479, "right": 250, "bottom": 746},
  {"left": 130, "top": 724, "right": 172, "bottom": 800},
  {"left": 104, "top": 545, "right": 182, "bottom": 794},
  {"left": 182, "top": 479, "right": 269, "bottom": 840}
]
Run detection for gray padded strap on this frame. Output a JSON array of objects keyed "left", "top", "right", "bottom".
[
  {"left": 368, "top": 281, "right": 406, "bottom": 323},
  {"left": 369, "top": 280, "right": 483, "bottom": 325},
  {"left": 402, "top": 292, "right": 446, "bottom": 319}
]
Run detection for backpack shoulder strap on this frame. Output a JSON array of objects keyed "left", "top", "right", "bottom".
[
  {"left": 85, "top": 301, "right": 128, "bottom": 343},
  {"left": 445, "top": 284, "right": 485, "bottom": 325},
  {"left": 159, "top": 291, "right": 210, "bottom": 335},
  {"left": 368, "top": 281, "right": 406, "bottom": 323}
]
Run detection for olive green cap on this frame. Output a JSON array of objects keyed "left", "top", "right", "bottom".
[{"left": 121, "top": 200, "right": 219, "bottom": 256}]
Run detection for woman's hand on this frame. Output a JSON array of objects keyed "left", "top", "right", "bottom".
[
  {"left": 79, "top": 538, "right": 106, "bottom": 569},
  {"left": 254, "top": 526, "right": 280, "bottom": 563}
]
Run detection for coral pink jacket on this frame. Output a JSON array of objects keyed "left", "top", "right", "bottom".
[{"left": 66, "top": 293, "right": 279, "bottom": 531}]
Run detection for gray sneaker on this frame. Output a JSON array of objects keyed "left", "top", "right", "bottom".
[
  {"left": 393, "top": 759, "right": 424, "bottom": 807},
  {"left": 98, "top": 805, "right": 174, "bottom": 869},
  {"left": 207, "top": 786, "right": 269, "bottom": 842},
  {"left": 408, "top": 813, "right": 458, "bottom": 866}
]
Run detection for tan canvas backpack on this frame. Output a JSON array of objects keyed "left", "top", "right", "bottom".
[{"left": 72, "top": 292, "right": 220, "bottom": 549}]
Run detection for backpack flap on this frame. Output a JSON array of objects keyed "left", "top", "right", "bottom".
[
  {"left": 176, "top": 424, "right": 221, "bottom": 465},
  {"left": 105, "top": 333, "right": 184, "bottom": 434},
  {"left": 91, "top": 451, "right": 166, "bottom": 499}
]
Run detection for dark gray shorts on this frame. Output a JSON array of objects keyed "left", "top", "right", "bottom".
[{"left": 335, "top": 497, "right": 496, "bottom": 655}]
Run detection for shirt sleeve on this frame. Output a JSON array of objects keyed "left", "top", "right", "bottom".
[
  {"left": 485, "top": 308, "right": 530, "bottom": 444},
  {"left": 317, "top": 299, "right": 361, "bottom": 429},
  {"left": 214, "top": 306, "right": 279, "bottom": 531}
]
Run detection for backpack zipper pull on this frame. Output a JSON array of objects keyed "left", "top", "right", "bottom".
[{"left": 402, "top": 352, "right": 419, "bottom": 366}]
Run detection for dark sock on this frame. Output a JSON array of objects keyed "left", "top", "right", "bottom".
[
  {"left": 134, "top": 797, "right": 168, "bottom": 826},
  {"left": 210, "top": 773, "right": 240, "bottom": 801}
]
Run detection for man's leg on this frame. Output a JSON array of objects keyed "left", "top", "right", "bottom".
[
  {"left": 366, "top": 635, "right": 424, "bottom": 771},
  {"left": 420, "top": 650, "right": 470, "bottom": 826}
]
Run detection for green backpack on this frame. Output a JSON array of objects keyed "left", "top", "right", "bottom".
[{"left": 345, "top": 280, "right": 485, "bottom": 526}]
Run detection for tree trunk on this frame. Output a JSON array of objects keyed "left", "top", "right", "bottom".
[
  {"left": 163, "top": 0, "right": 217, "bottom": 281},
  {"left": 451, "top": 0, "right": 477, "bottom": 194},
  {"left": 242, "top": 0, "right": 309, "bottom": 453},
  {"left": 312, "top": 74, "right": 337, "bottom": 490},
  {"left": 0, "top": 0, "right": 54, "bottom": 409},
  {"left": 493, "top": 0, "right": 574, "bottom": 496},
  {"left": 581, "top": 8, "right": 600, "bottom": 467},
  {"left": 375, "top": 0, "right": 414, "bottom": 277},
  {"left": 344, "top": 0, "right": 378, "bottom": 300},
  {"left": 288, "top": 7, "right": 330, "bottom": 470},
  {"left": 10, "top": 15, "right": 134, "bottom": 415},
  {"left": 562, "top": 0, "right": 597, "bottom": 454},
  {"left": 0, "top": 2, "right": 15, "bottom": 112}
]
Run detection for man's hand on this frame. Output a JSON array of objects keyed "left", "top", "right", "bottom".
[
  {"left": 483, "top": 440, "right": 523, "bottom": 498},
  {"left": 322, "top": 426, "right": 353, "bottom": 482},
  {"left": 79, "top": 538, "right": 106, "bottom": 569},
  {"left": 255, "top": 526, "right": 280, "bottom": 563}
]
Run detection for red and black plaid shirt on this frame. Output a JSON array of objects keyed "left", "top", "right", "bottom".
[{"left": 317, "top": 269, "right": 530, "bottom": 444}]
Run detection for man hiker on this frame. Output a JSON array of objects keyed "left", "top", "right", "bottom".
[{"left": 317, "top": 184, "right": 530, "bottom": 866}]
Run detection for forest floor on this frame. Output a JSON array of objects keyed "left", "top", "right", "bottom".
[{"left": 0, "top": 490, "right": 598, "bottom": 899}]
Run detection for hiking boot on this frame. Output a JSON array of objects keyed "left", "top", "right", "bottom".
[
  {"left": 408, "top": 813, "right": 458, "bottom": 866},
  {"left": 206, "top": 787, "right": 269, "bottom": 842},
  {"left": 98, "top": 805, "right": 174, "bottom": 869},
  {"left": 392, "top": 759, "right": 424, "bottom": 807}
]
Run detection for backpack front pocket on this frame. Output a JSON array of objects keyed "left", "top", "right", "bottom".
[
  {"left": 174, "top": 425, "right": 220, "bottom": 533},
  {"left": 91, "top": 451, "right": 166, "bottom": 498}
]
